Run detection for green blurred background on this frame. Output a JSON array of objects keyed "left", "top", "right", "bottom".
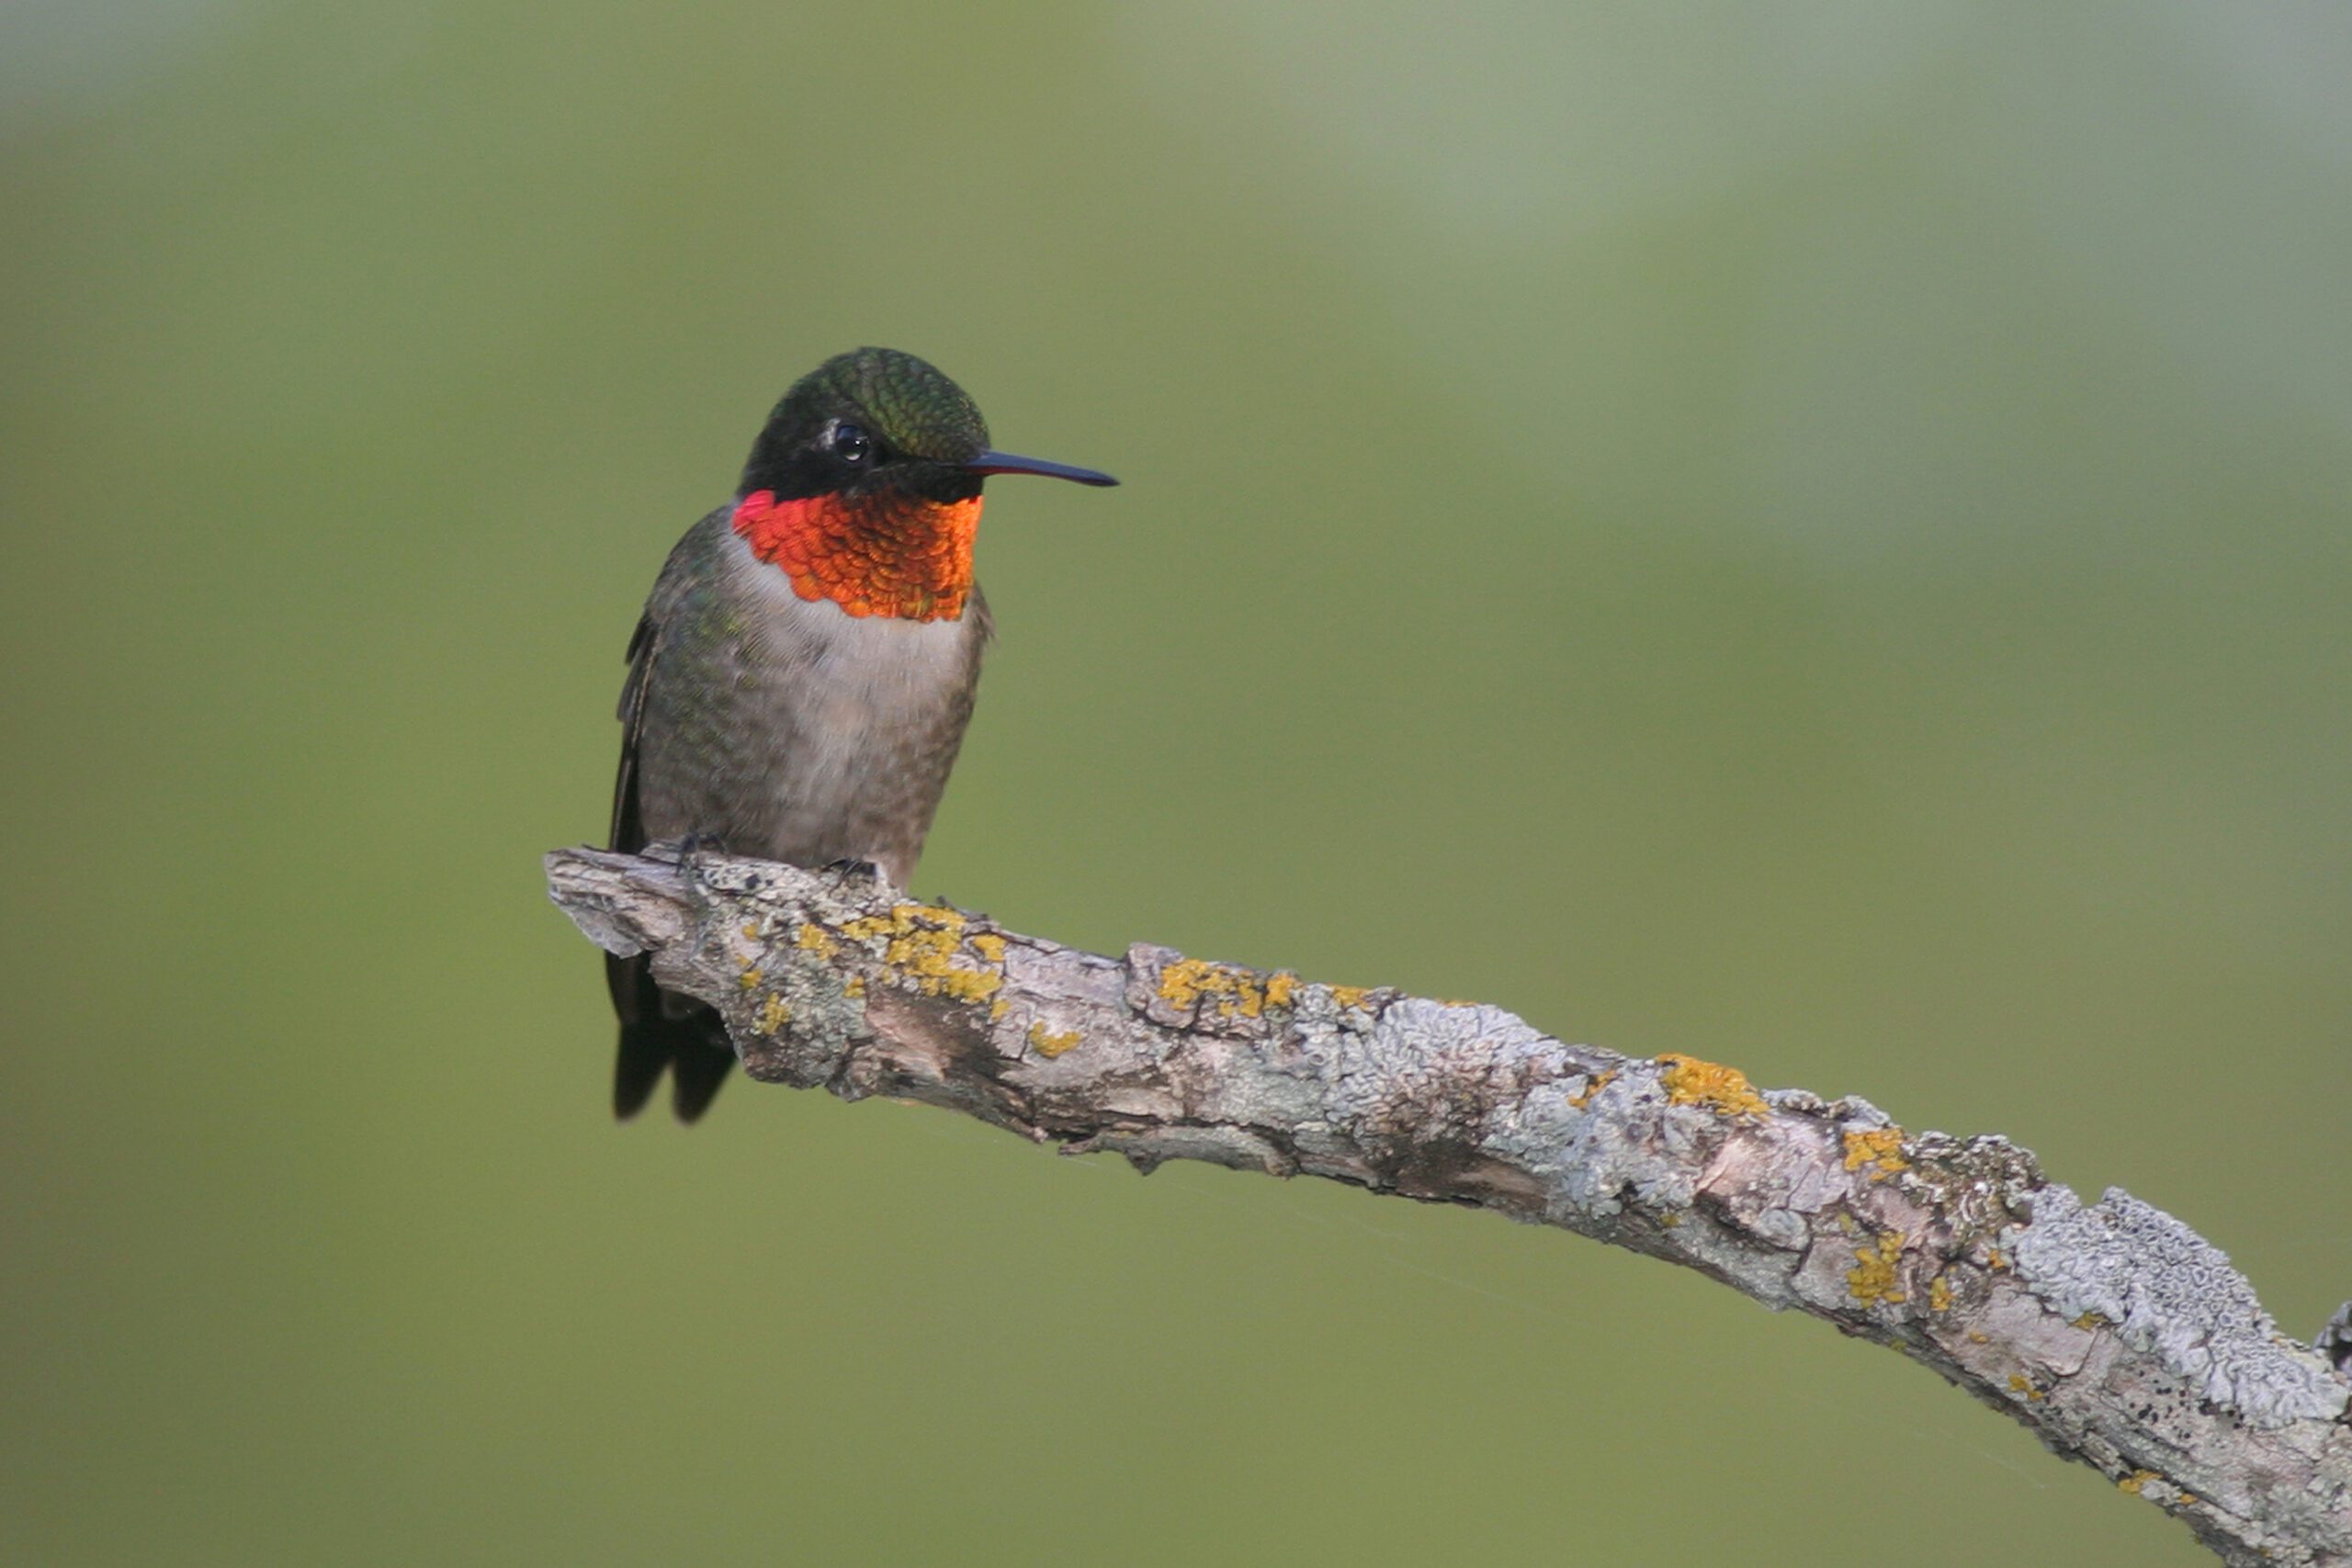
[{"left": 4, "top": 2, "right": 2346, "bottom": 1562}]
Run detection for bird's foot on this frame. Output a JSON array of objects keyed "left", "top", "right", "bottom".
[
  {"left": 640, "top": 833, "right": 730, "bottom": 872},
  {"left": 927, "top": 892, "right": 989, "bottom": 921},
  {"left": 678, "top": 831, "right": 732, "bottom": 866},
  {"left": 819, "top": 858, "right": 884, "bottom": 897}
]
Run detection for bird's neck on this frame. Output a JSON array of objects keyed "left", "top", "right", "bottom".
[{"left": 730, "top": 489, "right": 981, "bottom": 622}]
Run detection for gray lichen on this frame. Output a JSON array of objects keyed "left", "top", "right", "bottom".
[{"left": 2011, "top": 1186, "right": 2348, "bottom": 1427}]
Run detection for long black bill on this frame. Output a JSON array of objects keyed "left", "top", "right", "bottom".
[{"left": 965, "top": 448, "right": 1119, "bottom": 487}]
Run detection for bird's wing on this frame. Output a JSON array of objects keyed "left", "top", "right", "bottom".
[
  {"left": 605, "top": 511, "right": 742, "bottom": 1121},
  {"left": 607, "top": 609, "right": 657, "bottom": 858},
  {"left": 605, "top": 608, "right": 662, "bottom": 1034}
]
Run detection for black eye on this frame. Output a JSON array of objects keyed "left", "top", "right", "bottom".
[{"left": 830, "top": 422, "right": 873, "bottom": 463}]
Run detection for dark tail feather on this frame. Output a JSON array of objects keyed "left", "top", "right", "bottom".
[
  {"left": 668, "top": 1036, "right": 734, "bottom": 1122},
  {"left": 606, "top": 950, "right": 736, "bottom": 1122},
  {"left": 613, "top": 1017, "right": 671, "bottom": 1120},
  {"left": 612, "top": 1018, "right": 734, "bottom": 1122}
]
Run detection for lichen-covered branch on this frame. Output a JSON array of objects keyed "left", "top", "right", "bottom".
[{"left": 546, "top": 845, "right": 2352, "bottom": 1566}]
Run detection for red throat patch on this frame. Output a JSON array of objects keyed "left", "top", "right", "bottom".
[{"left": 729, "top": 489, "right": 982, "bottom": 621}]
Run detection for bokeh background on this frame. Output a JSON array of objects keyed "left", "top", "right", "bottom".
[{"left": 5, "top": 2, "right": 2347, "bottom": 1563}]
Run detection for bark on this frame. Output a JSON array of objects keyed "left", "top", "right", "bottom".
[{"left": 546, "top": 844, "right": 2352, "bottom": 1566}]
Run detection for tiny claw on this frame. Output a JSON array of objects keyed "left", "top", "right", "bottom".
[
  {"left": 820, "top": 858, "right": 882, "bottom": 895},
  {"left": 636, "top": 836, "right": 691, "bottom": 867},
  {"left": 649, "top": 832, "right": 732, "bottom": 884},
  {"left": 931, "top": 893, "right": 989, "bottom": 921},
  {"left": 640, "top": 832, "right": 729, "bottom": 869}
]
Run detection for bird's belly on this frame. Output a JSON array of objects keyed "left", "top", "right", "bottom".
[
  {"left": 746, "top": 697, "right": 956, "bottom": 873},
  {"left": 638, "top": 592, "right": 978, "bottom": 887}
]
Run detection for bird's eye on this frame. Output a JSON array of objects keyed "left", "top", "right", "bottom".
[{"left": 830, "top": 422, "right": 873, "bottom": 463}]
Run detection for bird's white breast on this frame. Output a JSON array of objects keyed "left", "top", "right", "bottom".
[{"left": 729, "top": 525, "right": 973, "bottom": 723}]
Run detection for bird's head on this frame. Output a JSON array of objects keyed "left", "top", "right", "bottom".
[{"left": 732, "top": 348, "right": 1114, "bottom": 622}]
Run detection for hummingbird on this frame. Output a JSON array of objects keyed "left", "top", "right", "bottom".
[{"left": 605, "top": 346, "right": 1116, "bottom": 1122}]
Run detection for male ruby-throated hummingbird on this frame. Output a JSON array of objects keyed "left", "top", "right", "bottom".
[{"left": 605, "top": 347, "right": 1116, "bottom": 1122}]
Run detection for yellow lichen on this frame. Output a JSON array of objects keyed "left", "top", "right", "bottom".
[
  {"left": 1328, "top": 985, "right": 1372, "bottom": 1011},
  {"left": 934, "top": 970, "right": 1000, "bottom": 1004},
  {"left": 1026, "top": 1021, "right": 1080, "bottom": 1059},
  {"left": 1155, "top": 958, "right": 1215, "bottom": 1009},
  {"left": 752, "top": 994, "right": 792, "bottom": 1035},
  {"left": 741, "top": 923, "right": 762, "bottom": 941},
  {"left": 1840, "top": 1127, "right": 1909, "bottom": 1179},
  {"left": 1846, "top": 1230, "right": 1906, "bottom": 1306},
  {"left": 2118, "top": 1471, "right": 2158, "bottom": 1496},
  {"left": 1928, "top": 1276, "right": 1953, "bottom": 1313},
  {"left": 832, "top": 902, "right": 1002, "bottom": 1004},
  {"left": 1985, "top": 1247, "right": 2007, "bottom": 1272},
  {"left": 1657, "top": 1055, "right": 1770, "bottom": 1119},
  {"left": 1965, "top": 1330, "right": 1989, "bottom": 1345},
  {"left": 882, "top": 927, "right": 949, "bottom": 969},
  {"left": 1157, "top": 957, "right": 1282, "bottom": 1021},
  {"left": 737, "top": 965, "right": 762, "bottom": 991},
  {"left": 843, "top": 976, "right": 865, "bottom": 998},
  {"left": 1263, "top": 972, "right": 1296, "bottom": 1009},
  {"left": 890, "top": 928, "right": 1001, "bottom": 1003},
  {"left": 988, "top": 997, "right": 1005, "bottom": 1021},
  {"left": 2008, "top": 1374, "right": 2045, "bottom": 1403},
  {"left": 1566, "top": 1068, "right": 1617, "bottom": 1110},
  {"left": 837, "top": 902, "right": 959, "bottom": 942},
  {"left": 968, "top": 932, "right": 1005, "bottom": 962},
  {"left": 792, "top": 922, "right": 839, "bottom": 959},
  {"left": 2071, "top": 1311, "right": 2106, "bottom": 1331}
]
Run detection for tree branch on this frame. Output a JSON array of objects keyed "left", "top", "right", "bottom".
[{"left": 546, "top": 845, "right": 2351, "bottom": 1566}]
